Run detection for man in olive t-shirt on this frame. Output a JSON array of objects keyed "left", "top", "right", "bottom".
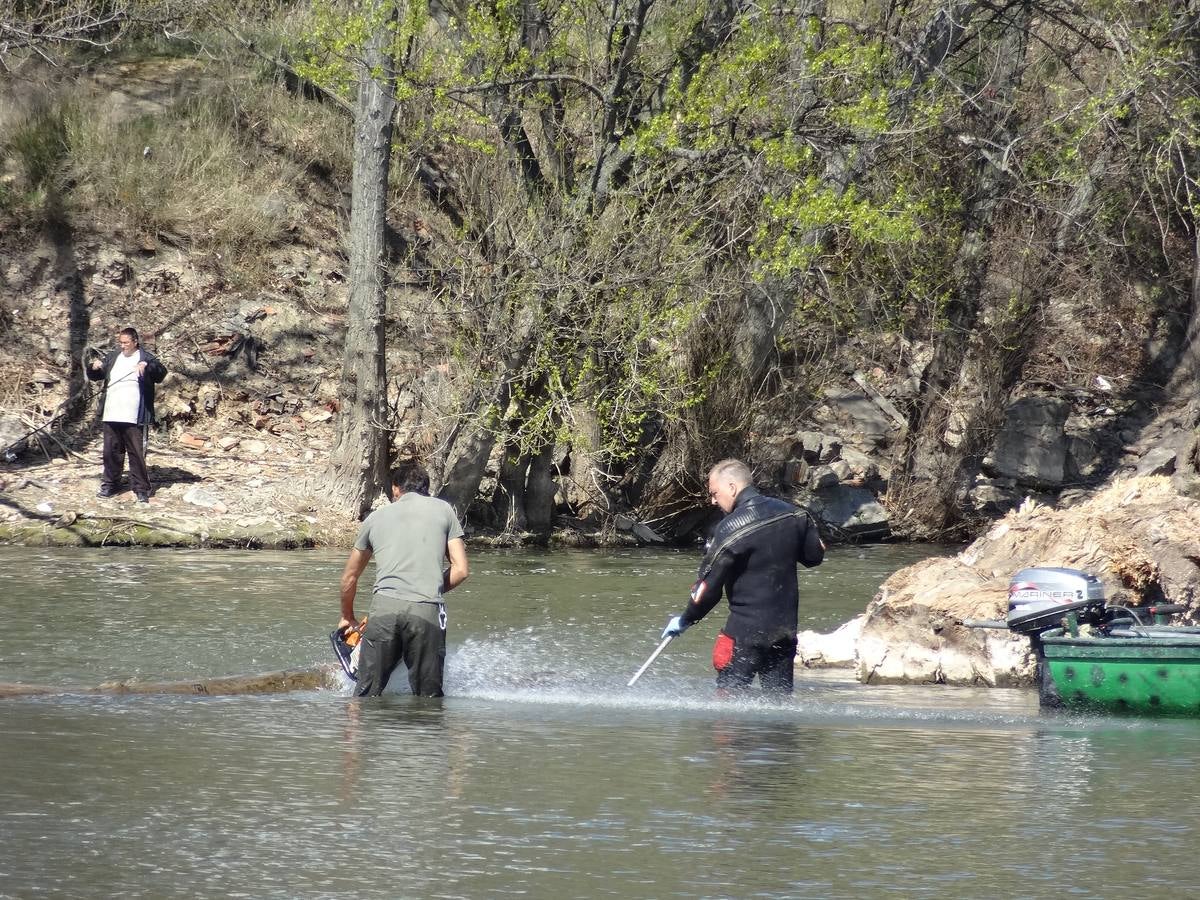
[{"left": 338, "top": 463, "right": 469, "bottom": 696}]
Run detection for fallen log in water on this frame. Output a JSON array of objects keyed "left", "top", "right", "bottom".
[{"left": 0, "top": 666, "right": 342, "bottom": 698}]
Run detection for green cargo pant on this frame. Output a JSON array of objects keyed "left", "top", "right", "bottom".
[{"left": 355, "top": 601, "right": 447, "bottom": 697}]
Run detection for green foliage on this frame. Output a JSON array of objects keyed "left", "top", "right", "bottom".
[
  {"left": 292, "top": 0, "right": 373, "bottom": 97},
  {"left": 751, "top": 178, "right": 933, "bottom": 281},
  {"left": 808, "top": 26, "right": 896, "bottom": 134},
  {"left": 294, "top": 0, "right": 435, "bottom": 101},
  {"left": 635, "top": 26, "right": 791, "bottom": 156}
]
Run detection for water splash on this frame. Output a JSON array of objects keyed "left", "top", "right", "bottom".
[{"left": 437, "top": 630, "right": 1075, "bottom": 731}]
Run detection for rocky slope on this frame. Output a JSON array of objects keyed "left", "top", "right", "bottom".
[{"left": 2, "top": 52, "right": 1199, "bottom": 558}]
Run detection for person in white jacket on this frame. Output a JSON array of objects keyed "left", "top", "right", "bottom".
[{"left": 87, "top": 327, "right": 167, "bottom": 503}]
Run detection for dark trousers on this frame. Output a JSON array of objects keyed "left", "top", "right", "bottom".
[
  {"left": 355, "top": 602, "right": 447, "bottom": 697},
  {"left": 101, "top": 422, "right": 151, "bottom": 495},
  {"left": 714, "top": 632, "right": 798, "bottom": 694}
]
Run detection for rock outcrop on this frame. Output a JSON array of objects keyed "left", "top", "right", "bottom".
[{"left": 798, "top": 476, "right": 1200, "bottom": 686}]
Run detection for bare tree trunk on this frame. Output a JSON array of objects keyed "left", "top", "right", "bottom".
[
  {"left": 436, "top": 377, "right": 510, "bottom": 517},
  {"left": 325, "top": 1, "right": 398, "bottom": 517},
  {"left": 437, "top": 429, "right": 498, "bottom": 516},
  {"left": 434, "top": 293, "right": 549, "bottom": 516},
  {"left": 561, "top": 350, "right": 611, "bottom": 521},
  {"left": 493, "top": 440, "right": 529, "bottom": 532},
  {"left": 525, "top": 445, "right": 557, "bottom": 530}
]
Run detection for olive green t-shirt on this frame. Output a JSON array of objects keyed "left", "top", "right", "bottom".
[{"left": 353, "top": 492, "right": 465, "bottom": 614}]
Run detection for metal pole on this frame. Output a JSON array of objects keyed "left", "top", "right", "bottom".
[{"left": 627, "top": 635, "right": 674, "bottom": 687}]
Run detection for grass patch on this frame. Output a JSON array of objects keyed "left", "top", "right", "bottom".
[
  {"left": 65, "top": 85, "right": 299, "bottom": 256},
  {"left": 3, "top": 5, "right": 354, "bottom": 272},
  {"left": 0, "top": 99, "right": 71, "bottom": 217},
  {"left": 8, "top": 103, "right": 70, "bottom": 188},
  {"left": 233, "top": 73, "right": 353, "bottom": 183}
]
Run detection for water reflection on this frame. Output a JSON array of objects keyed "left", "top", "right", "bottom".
[
  {"left": 705, "top": 718, "right": 819, "bottom": 805},
  {"left": 335, "top": 697, "right": 481, "bottom": 807}
]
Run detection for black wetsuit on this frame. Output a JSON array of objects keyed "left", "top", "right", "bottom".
[{"left": 678, "top": 487, "right": 824, "bottom": 692}]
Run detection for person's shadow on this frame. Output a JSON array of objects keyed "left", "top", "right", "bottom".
[{"left": 146, "top": 461, "right": 204, "bottom": 490}]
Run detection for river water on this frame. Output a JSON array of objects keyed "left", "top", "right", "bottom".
[{"left": 2, "top": 544, "right": 1200, "bottom": 899}]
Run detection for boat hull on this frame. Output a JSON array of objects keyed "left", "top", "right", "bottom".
[{"left": 1040, "top": 629, "right": 1200, "bottom": 715}]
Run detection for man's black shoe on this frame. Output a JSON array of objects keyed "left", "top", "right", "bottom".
[
  {"left": 97, "top": 486, "right": 116, "bottom": 499},
  {"left": 135, "top": 492, "right": 150, "bottom": 504}
]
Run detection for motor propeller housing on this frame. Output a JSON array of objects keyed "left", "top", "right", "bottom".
[{"left": 1007, "top": 567, "right": 1105, "bottom": 635}]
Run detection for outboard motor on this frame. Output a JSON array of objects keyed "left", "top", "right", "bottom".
[{"left": 1007, "top": 567, "right": 1105, "bottom": 636}]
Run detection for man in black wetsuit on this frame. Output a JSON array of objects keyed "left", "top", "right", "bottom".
[{"left": 662, "top": 458, "right": 825, "bottom": 693}]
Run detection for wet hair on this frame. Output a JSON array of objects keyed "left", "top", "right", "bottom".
[
  {"left": 390, "top": 461, "right": 431, "bottom": 495},
  {"left": 708, "top": 458, "right": 753, "bottom": 487},
  {"left": 118, "top": 327, "right": 139, "bottom": 345}
]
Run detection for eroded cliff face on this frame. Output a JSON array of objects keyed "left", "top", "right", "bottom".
[{"left": 798, "top": 476, "right": 1200, "bottom": 686}]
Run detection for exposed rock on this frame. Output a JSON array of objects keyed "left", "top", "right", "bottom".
[
  {"left": 820, "top": 388, "right": 897, "bottom": 448},
  {"left": 631, "top": 522, "right": 665, "bottom": 544},
  {"left": 808, "top": 465, "right": 839, "bottom": 490},
  {"left": 796, "top": 431, "right": 825, "bottom": 461},
  {"left": 988, "top": 395, "right": 1071, "bottom": 488},
  {"left": 808, "top": 484, "right": 890, "bottom": 539},
  {"left": 817, "top": 436, "right": 843, "bottom": 463},
  {"left": 849, "top": 371, "right": 908, "bottom": 428},
  {"left": 1135, "top": 446, "right": 1176, "bottom": 477},
  {"left": 839, "top": 447, "right": 878, "bottom": 481},
  {"left": 968, "top": 477, "right": 1022, "bottom": 515},
  {"left": 781, "top": 457, "right": 809, "bottom": 486},
  {"left": 1067, "top": 434, "right": 1103, "bottom": 478},
  {"left": 845, "top": 477, "right": 1200, "bottom": 686},
  {"left": 1056, "top": 488, "right": 1091, "bottom": 507},
  {"left": 614, "top": 513, "right": 665, "bottom": 544},
  {"left": 182, "top": 486, "right": 228, "bottom": 513},
  {"left": 0, "top": 415, "right": 24, "bottom": 458},
  {"left": 94, "top": 251, "right": 131, "bottom": 285}
]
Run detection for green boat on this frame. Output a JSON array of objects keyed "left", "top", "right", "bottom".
[
  {"left": 1038, "top": 626, "right": 1200, "bottom": 715},
  {"left": 968, "top": 567, "right": 1200, "bottom": 716}
]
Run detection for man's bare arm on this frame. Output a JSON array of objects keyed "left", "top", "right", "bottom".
[
  {"left": 339, "top": 547, "right": 372, "bottom": 627},
  {"left": 443, "top": 537, "right": 469, "bottom": 593}
]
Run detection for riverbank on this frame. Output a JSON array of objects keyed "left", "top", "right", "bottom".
[
  {"left": 0, "top": 436, "right": 337, "bottom": 548},
  {"left": 0, "top": 436, "right": 658, "bottom": 549}
]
